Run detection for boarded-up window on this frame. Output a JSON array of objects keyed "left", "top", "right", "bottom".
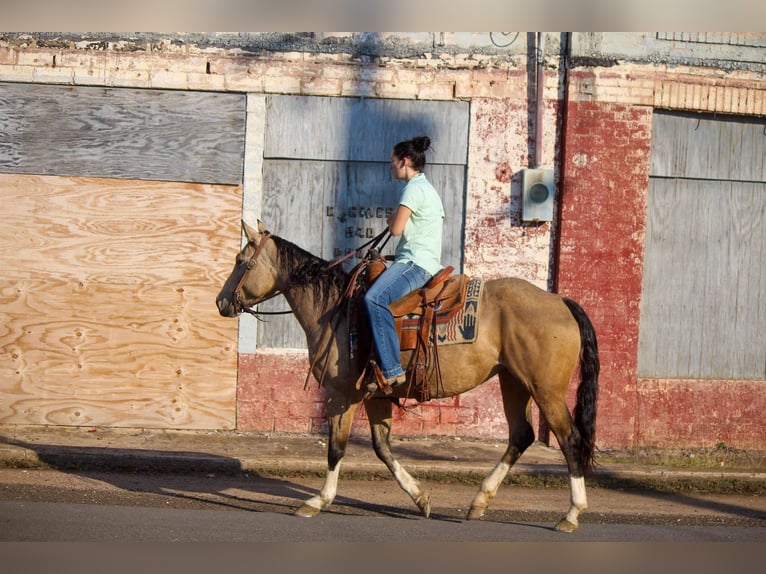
[
  {"left": 0, "top": 82, "right": 245, "bottom": 184},
  {"left": 638, "top": 110, "right": 766, "bottom": 379},
  {"left": 0, "top": 83, "right": 245, "bottom": 428},
  {"left": 255, "top": 95, "right": 469, "bottom": 349}
]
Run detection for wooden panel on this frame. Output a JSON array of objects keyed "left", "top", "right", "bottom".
[
  {"left": 258, "top": 160, "right": 466, "bottom": 348},
  {"left": 643, "top": 109, "right": 766, "bottom": 379},
  {"left": 650, "top": 110, "right": 766, "bottom": 182},
  {"left": 0, "top": 83, "right": 245, "bottom": 185},
  {"left": 638, "top": 178, "right": 766, "bottom": 379},
  {"left": 255, "top": 95, "right": 469, "bottom": 349},
  {"left": 264, "top": 95, "right": 469, "bottom": 165},
  {"left": 0, "top": 174, "right": 241, "bottom": 428},
  {"left": 428, "top": 164, "right": 467, "bottom": 270},
  {"left": 259, "top": 159, "right": 405, "bottom": 349},
  {"left": 256, "top": 160, "right": 337, "bottom": 349}
]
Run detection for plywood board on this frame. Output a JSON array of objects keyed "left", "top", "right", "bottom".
[
  {"left": 638, "top": 178, "right": 765, "bottom": 379},
  {"left": 0, "top": 174, "right": 242, "bottom": 428},
  {"left": 264, "top": 95, "right": 469, "bottom": 165},
  {"left": 650, "top": 110, "right": 766, "bottom": 182},
  {"left": 0, "top": 83, "right": 245, "bottom": 185}
]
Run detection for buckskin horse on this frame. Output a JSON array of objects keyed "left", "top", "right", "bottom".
[{"left": 216, "top": 220, "right": 599, "bottom": 532}]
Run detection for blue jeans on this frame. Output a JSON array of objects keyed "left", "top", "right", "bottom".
[{"left": 363, "top": 261, "right": 432, "bottom": 379}]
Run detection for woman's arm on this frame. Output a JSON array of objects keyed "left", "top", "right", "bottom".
[{"left": 388, "top": 204, "right": 412, "bottom": 236}]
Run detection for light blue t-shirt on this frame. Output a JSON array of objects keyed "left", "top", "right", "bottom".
[{"left": 395, "top": 172, "right": 445, "bottom": 276}]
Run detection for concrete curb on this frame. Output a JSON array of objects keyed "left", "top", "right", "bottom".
[{"left": 1, "top": 428, "right": 764, "bottom": 491}]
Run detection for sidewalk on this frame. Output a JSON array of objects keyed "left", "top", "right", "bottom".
[{"left": 1, "top": 425, "right": 764, "bottom": 489}]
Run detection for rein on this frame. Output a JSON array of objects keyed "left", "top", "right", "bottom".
[
  {"left": 303, "top": 233, "right": 390, "bottom": 390},
  {"left": 236, "top": 228, "right": 391, "bottom": 319},
  {"left": 234, "top": 225, "right": 392, "bottom": 390},
  {"left": 326, "top": 228, "right": 392, "bottom": 269},
  {"left": 232, "top": 227, "right": 391, "bottom": 389}
]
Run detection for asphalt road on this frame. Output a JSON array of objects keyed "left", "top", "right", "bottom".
[
  {"left": 4, "top": 498, "right": 766, "bottom": 542},
  {"left": 0, "top": 467, "right": 764, "bottom": 542}
]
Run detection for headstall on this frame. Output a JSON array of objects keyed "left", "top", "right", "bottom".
[{"left": 233, "top": 231, "right": 290, "bottom": 317}]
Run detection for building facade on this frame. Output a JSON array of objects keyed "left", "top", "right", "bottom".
[{"left": 1, "top": 32, "right": 764, "bottom": 449}]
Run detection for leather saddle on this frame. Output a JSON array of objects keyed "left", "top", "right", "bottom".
[
  {"left": 374, "top": 266, "right": 470, "bottom": 400},
  {"left": 389, "top": 266, "right": 470, "bottom": 350},
  {"left": 355, "top": 260, "right": 471, "bottom": 399}
]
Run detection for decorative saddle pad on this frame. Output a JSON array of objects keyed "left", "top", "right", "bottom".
[{"left": 395, "top": 278, "right": 483, "bottom": 350}]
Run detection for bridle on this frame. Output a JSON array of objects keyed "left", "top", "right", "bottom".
[{"left": 232, "top": 231, "right": 290, "bottom": 318}]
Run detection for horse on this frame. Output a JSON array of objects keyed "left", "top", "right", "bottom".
[{"left": 216, "top": 219, "right": 599, "bottom": 532}]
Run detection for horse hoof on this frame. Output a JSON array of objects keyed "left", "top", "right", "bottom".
[
  {"left": 466, "top": 506, "right": 486, "bottom": 520},
  {"left": 415, "top": 492, "right": 431, "bottom": 518},
  {"left": 554, "top": 518, "right": 578, "bottom": 533},
  {"left": 295, "top": 504, "right": 321, "bottom": 518}
]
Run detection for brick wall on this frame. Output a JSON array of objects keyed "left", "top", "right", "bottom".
[
  {"left": 636, "top": 379, "right": 764, "bottom": 450},
  {"left": 570, "top": 63, "right": 766, "bottom": 114},
  {"left": 557, "top": 94, "right": 653, "bottom": 448},
  {"left": 1, "top": 38, "right": 550, "bottom": 442}
]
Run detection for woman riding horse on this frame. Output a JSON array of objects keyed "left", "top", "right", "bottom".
[{"left": 364, "top": 135, "right": 444, "bottom": 391}]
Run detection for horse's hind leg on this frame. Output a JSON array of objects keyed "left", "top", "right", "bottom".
[
  {"left": 295, "top": 400, "right": 359, "bottom": 517},
  {"left": 468, "top": 372, "right": 534, "bottom": 520},
  {"left": 364, "top": 397, "right": 431, "bottom": 517},
  {"left": 538, "top": 399, "right": 588, "bottom": 532}
]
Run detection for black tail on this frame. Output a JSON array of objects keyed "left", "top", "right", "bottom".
[{"left": 562, "top": 297, "right": 600, "bottom": 473}]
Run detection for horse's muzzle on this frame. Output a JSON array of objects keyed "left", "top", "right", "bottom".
[{"left": 216, "top": 294, "right": 239, "bottom": 318}]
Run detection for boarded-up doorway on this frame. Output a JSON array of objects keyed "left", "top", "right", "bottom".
[
  {"left": 639, "top": 110, "right": 766, "bottom": 379},
  {"left": 254, "top": 95, "right": 470, "bottom": 349}
]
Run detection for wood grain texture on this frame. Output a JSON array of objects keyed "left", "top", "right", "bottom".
[
  {"left": 0, "top": 174, "right": 241, "bottom": 428},
  {"left": 264, "top": 95, "right": 469, "bottom": 164},
  {"left": 0, "top": 83, "right": 245, "bottom": 185},
  {"left": 642, "top": 110, "right": 766, "bottom": 380},
  {"left": 258, "top": 160, "right": 467, "bottom": 349},
  {"left": 639, "top": 177, "right": 765, "bottom": 379},
  {"left": 650, "top": 110, "right": 766, "bottom": 182}
]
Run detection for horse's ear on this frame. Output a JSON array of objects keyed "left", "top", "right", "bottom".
[
  {"left": 257, "top": 219, "right": 269, "bottom": 233},
  {"left": 241, "top": 219, "right": 261, "bottom": 243}
]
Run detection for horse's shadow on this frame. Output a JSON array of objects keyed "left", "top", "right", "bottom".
[
  {"left": 5, "top": 434, "right": 760, "bottom": 527},
  {"left": 0, "top": 434, "right": 427, "bottom": 520}
]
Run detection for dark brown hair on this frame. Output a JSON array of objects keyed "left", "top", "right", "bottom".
[{"left": 392, "top": 136, "right": 431, "bottom": 171}]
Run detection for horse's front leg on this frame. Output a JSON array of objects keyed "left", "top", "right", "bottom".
[
  {"left": 364, "top": 397, "right": 431, "bottom": 518},
  {"left": 295, "top": 398, "right": 359, "bottom": 517}
]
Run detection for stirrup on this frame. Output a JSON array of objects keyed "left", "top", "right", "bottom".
[{"left": 366, "top": 361, "right": 406, "bottom": 395}]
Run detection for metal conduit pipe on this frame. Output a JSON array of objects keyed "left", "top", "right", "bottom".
[{"left": 534, "top": 31, "right": 545, "bottom": 168}]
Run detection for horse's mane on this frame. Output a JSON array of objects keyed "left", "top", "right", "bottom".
[{"left": 272, "top": 235, "right": 350, "bottom": 305}]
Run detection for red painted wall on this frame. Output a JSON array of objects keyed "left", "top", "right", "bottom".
[
  {"left": 238, "top": 353, "right": 325, "bottom": 433},
  {"left": 636, "top": 379, "right": 765, "bottom": 450},
  {"left": 557, "top": 98, "right": 653, "bottom": 448},
  {"left": 237, "top": 353, "right": 528, "bottom": 440},
  {"left": 556, "top": 93, "right": 766, "bottom": 450}
]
